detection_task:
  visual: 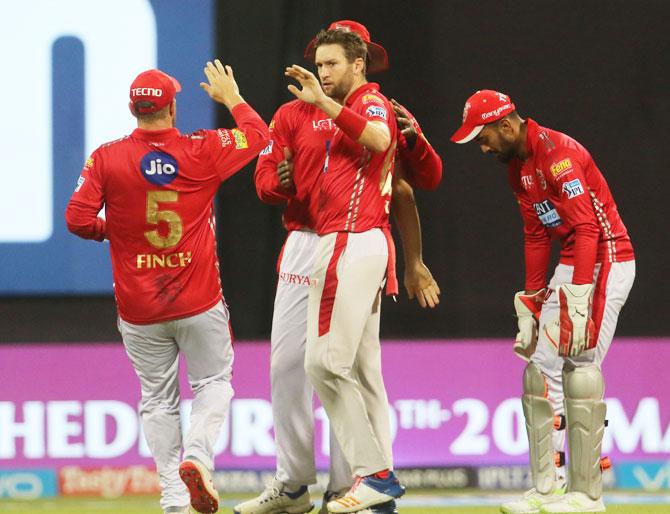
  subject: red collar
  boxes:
[345,82,380,107]
[131,127,181,141]
[523,118,539,160]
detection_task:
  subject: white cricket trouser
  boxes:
[271,230,351,491]
[531,260,636,455]
[118,300,234,511]
[305,229,393,477]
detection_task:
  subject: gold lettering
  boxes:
[180,251,192,267]
[167,253,180,268]
[151,255,166,268]
[136,254,147,269]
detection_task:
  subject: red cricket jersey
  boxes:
[66,103,269,324]
[317,83,398,234]
[254,100,335,231]
[508,118,634,290]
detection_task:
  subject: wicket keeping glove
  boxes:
[513,289,545,361]
[546,283,596,357]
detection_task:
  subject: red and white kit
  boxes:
[66,103,268,510]
[509,118,635,430]
[304,83,399,477]
[254,100,351,492]
[255,95,442,496]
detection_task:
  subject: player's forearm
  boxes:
[524,238,550,291]
[571,223,599,285]
[391,180,423,264]
[65,202,106,241]
[254,167,294,204]
[317,99,390,153]
[230,103,270,151]
[400,135,443,191]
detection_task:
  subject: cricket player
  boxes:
[234,20,442,514]
[65,62,269,514]
[451,90,635,513]
[280,25,408,514]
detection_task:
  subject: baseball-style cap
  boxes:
[450,90,516,144]
[129,69,182,114]
[303,20,389,74]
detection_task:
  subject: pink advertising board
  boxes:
[1,339,668,469]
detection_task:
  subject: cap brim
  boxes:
[303,40,389,74]
[450,124,484,144]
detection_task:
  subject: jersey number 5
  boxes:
[144,191,183,249]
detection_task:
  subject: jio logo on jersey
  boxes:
[140,151,178,186]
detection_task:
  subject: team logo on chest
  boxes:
[535,168,547,190]
[140,151,179,185]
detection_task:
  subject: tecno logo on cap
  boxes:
[131,87,163,97]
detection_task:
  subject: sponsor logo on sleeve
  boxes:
[269,119,276,131]
[550,158,573,178]
[140,151,179,186]
[362,94,383,105]
[562,178,584,199]
[84,157,94,169]
[231,128,248,149]
[533,199,563,228]
[259,140,273,156]
[366,105,388,120]
[74,175,85,192]
[217,129,232,148]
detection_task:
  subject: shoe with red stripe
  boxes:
[178,458,219,513]
[327,472,405,513]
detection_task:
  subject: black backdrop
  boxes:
[1,0,667,342]
[214,0,668,339]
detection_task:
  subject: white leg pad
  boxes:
[522,362,556,494]
[563,363,606,500]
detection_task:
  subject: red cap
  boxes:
[450,90,516,144]
[129,69,182,114]
[304,20,389,74]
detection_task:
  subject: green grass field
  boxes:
[2,493,670,514]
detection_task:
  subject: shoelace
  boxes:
[348,476,364,495]
[259,482,283,501]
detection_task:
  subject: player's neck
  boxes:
[137,119,174,131]
[342,77,368,105]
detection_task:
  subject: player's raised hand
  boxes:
[285,65,326,105]
[200,59,244,110]
[404,261,441,308]
[391,99,418,149]
[277,147,295,191]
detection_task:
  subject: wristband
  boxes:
[334,107,368,141]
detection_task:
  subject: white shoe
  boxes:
[500,485,566,514]
[320,490,344,514]
[233,478,314,514]
[327,473,405,513]
[540,492,605,513]
[178,458,219,513]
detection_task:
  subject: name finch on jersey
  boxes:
[66,103,268,324]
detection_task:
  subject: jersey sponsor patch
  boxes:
[362,94,383,105]
[260,139,273,156]
[74,175,85,192]
[269,119,276,131]
[550,158,573,178]
[533,199,563,228]
[83,157,94,169]
[562,178,584,199]
[312,118,335,131]
[231,128,248,149]
[140,151,179,186]
[217,128,232,148]
[365,105,387,120]
[521,175,534,190]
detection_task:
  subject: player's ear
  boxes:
[353,57,365,75]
